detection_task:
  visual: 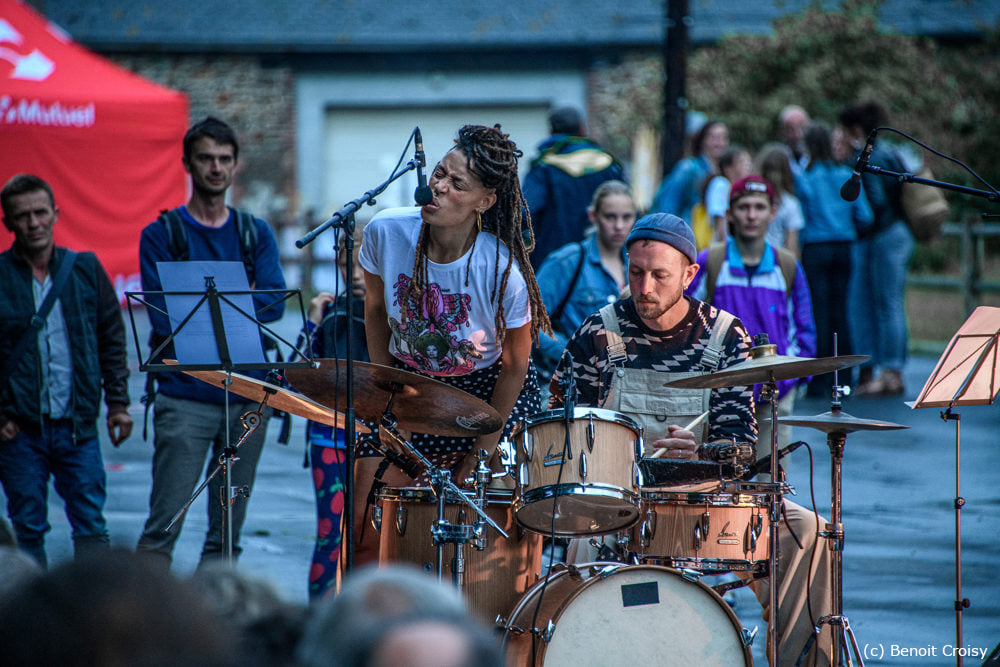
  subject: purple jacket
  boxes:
[687,241,816,399]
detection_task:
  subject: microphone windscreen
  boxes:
[840,177,861,202]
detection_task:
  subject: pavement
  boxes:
[29,312,1000,665]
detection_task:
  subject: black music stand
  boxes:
[126,260,315,561]
[910,306,1000,667]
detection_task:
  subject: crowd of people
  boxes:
[0,100,918,665]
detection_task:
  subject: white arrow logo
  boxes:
[0,19,55,81]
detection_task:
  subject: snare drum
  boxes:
[375,487,542,624]
[511,408,642,536]
[629,485,770,572]
[501,563,752,666]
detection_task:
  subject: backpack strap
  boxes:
[773,245,797,295]
[233,209,259,286]
[0,250,77,390]
[159,209,189,262]
[704,243,726,305]
[549,242,587,325]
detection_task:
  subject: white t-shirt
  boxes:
[359,207,530,376]
[704,175,732,220]
[766,192,805,249]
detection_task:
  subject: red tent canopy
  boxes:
[0,0,188,297]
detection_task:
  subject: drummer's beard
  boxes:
[634,287,684,323]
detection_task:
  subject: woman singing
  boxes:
[354,124,551,564]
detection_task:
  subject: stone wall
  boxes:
[109,53,297,226]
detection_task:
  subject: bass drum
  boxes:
[501,563,752,666]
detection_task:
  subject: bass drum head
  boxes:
[510,564,751,666]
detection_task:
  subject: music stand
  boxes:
[125,261,315,561]
[910,306,1000,667]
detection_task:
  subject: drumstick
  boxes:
[649,410,710,459]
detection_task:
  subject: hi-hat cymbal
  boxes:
[285,359,503,437]
[164,360,366,432]
[779,410,908,433]
[665,353,869,389]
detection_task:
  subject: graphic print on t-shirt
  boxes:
[389,274,482,375]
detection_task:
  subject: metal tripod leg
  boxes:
[814,614,864,667]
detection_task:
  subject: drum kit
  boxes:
[181,335,907,666]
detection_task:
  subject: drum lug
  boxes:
[640,507,655,548]
[522,432,534,462]
[746,512,763,553]
[579,451,587,480]
[694,511,710,550]
[371,504,382,533]
[519,462,530,488]
[395,505,407,536]
[633,438,643,462]
[542,619,556,643]
[586,414,595,452]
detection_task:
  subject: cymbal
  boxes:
[164,360,367,432]
[285,359,503,437]
[665,353,869,389]
[779,410,908,433]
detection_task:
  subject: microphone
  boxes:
[748,440,806,477]
[413,127,433,206]
[840,129,877,202]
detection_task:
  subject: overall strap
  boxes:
[700,308,735,373]
[599,303,627,367]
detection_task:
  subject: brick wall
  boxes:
[109,53,297,226]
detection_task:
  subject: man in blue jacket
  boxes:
[522,106,625,270]
[0,174,132,567]
[136,117,286,565]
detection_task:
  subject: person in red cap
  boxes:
[687,174,816,466]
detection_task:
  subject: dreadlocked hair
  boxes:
[403,124,552,346]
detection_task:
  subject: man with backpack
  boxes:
[687,175,816,462]
[136,117,286,565]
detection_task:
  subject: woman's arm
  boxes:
[363,270,394,366]
[453,322,532,484]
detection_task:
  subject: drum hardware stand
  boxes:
[805,383,864,667]
[376,415,509,590]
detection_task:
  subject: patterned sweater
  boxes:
[549,296,757,445]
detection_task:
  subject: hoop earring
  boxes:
[476,210,483,232]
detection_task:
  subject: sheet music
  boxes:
[157,261,265,365]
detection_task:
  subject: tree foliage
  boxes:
[590,0,1000,209]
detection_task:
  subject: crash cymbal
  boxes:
[779,410,908,433]
[665,351,869,389]
[285,359,503,437]
[164,360,365,432]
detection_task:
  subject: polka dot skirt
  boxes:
[357,359,542,484]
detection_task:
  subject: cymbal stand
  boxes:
[813,385,864,666]
[166,379,270,561]
[761,374,782,667]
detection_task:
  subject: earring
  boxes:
[476,210,483,232]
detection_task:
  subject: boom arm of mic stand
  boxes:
[864,164,1000,202]
[295,159,420,249]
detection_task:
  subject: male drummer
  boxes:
[550,212,833,666]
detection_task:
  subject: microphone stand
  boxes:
[862,164,1000,202]
[294,136,423,573]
